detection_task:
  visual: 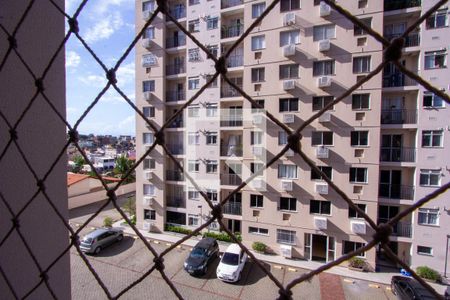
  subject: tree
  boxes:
[122,196,136,216]
[72,155,85,173]
[114,155,135,183]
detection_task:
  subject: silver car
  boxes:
[79,228,124,254]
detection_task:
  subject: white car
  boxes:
[216,244,247,283]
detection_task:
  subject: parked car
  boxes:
[183,237,219,275]
[79,227,123,254]
[216,243,247,283]
[445,285,449,300]
[391,276,436,299]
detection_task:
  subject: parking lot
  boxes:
[70,229,396,300]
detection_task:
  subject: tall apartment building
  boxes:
[135,0,449,273]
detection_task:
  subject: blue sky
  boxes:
[65,0,136,136]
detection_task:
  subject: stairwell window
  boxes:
[188,48,200,62]
[419,169,441,187]
[206,103,218,117]
[187,105,200,117]
[206,160,218,173]
[188,19,200,32]
[188,77,200,90]
[188,160,200,172]
[425,50,446,69]
[250,194,264,208]
[348,204,366,219]
[206,16,218,30]
[313,60,334,76]
[349,167,368,183]
[144,27,155,39]
[143,80,155,92]
[354,18,371,36]
[206,132,218,145]
[280,0,300,12]
[252,2,266,18]
[279,131,288,145]
[143,184,155,196]
[352,93,370,110]
[250,162,264,175]
[423,92,445,108]
[188,132,200,145]
[143,106,155,118]
[350,131,369,146]
[280,30,300,46]
[143,132,154,144]
[426,9,448,29]
[251,67,265,82]
[251,35,266,50]
[143,158,155,170]
[353,56,371,73]
[251,131,263,145]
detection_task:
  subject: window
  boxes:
[250,194,263,208]
[251,35,266,51]
[311,166,332,181]
[353,56,371,73]
[312,96,334,111]
[252,2,266,18]
[188,214,199,226]
[188,160,200,172]
[188,132,200,145]
[188,189,200,200]
[189,0,200,5]
[187,106,200,117]
[280,30,300,46]
[279,197,296,211]
[207,16,218,30]
[249,226,269,235]
[343,241,366,257]
[278,164,297,179]
[425,50,446,69]
[206,160,218,173]
[252,99,265,113]
[313,24,335,41]
[310,200,331,215]
[143,158,155,170]
[144,27,155,39]
[419,169,441,186]
[279,64,299,79]
[280,0,300,12]
[279,131,288,145]
[354,18,371,36]
[250,162,264,175]
[351,131,369,146]
[349,167,368,183]
[423,92,445,108]
[207,189,218,202]
[143,132,154,144]
[352,94,370,110]
[279,98,299,112]
[188,48,200,62]
[206,45,219,58]
[311,131,333,146]
[422,130,443,147]
[417,246,433,256]
[188,19,200,32]
[418,208,439,225]
[348,204,366,219]
[143,106,155,118]
[206,132,217,145]
[426,9,447,29]
[143,0,155,11]
[206,103,218,117]
[188,77,200,90]
[143,184,155,196]
[276,229,296,245]
[251,131,263,145]
[144,209,156,220]
[313,60,334,76]
[166,211,186,225]
[143,80,155,92]
[251,68,265,82]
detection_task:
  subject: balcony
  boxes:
[221,84,242,98]
[221,174,242,186]
[167,118,183,128]
[166,36,186,48]
[378,218,412,238]
[379,184,415,200]
[221,24,244,39]
[166,170,184,181]
[380,147,416,162]
[383,73,417,88]
[227,55,243,68]
[167,143,184,155]
[166,90,186,102]
[166,196,186,208]
[166,63,185,76]
[166,6,186,21]
[223,202,242,215]
[381,109,417,125]
[385,32,420,48]
[384,0,421,12]
[221,0,243,9]
[221,145,243,157]
[220,116,243,127]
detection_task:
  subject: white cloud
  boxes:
[92,0,134,15]
[78,74,107,87]
[117,62,135,88]
[66,51,81,68]
[84,12,124,43]
[65,0,80,14]
[118,115,135,129]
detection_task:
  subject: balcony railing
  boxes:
[166,6,186,20]
[383,73,417,87]
[167,143,184,155]
[221,0,243,9]
[221,24,244,39]
[227,55,244,68]
[378,218,412,238]
[166,90,186,102]
[220,84,242,98]
[221,173,242,186]
[380,147,416,162]
[166,170,184,181]
[379,184,415,200]
[384,0,421,11]
[223,202,242,215]
[381,109,417,124]
[166,36,186,48]
[385,32,420,47]
[220,145,243,157]
[166,197,186,208]
[166,118,184,128]
[166,63,185,76]
[220,115,243,127]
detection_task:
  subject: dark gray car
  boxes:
[184,237,219,275]
[79,228,124,254]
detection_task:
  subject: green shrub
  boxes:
[348,257,366,269]
[252,242,267,253]
[103,217,113,228]
[416,266,441,281]
[165,224,199,236]
[202,231,242,243]
[130,215,136,225]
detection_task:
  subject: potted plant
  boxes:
[348,257,367,272]
[252,241,267,254]
[416,266,442,283]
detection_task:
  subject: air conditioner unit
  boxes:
[142,38,152,49]
[143,10,153,21]
[143,220,156,232]
[314,216,328,230]
[281,180,293,191]
[351,220,366,235]
[143,196,154,206]
[283,12,296,26]
[283,44,296,57]
[252,146,264,156]
[316,146,329,159]
[285,149,295,157]
[252,178,265,190]
[145,171,153,180]
[283,79,296,90]
[141,54,157,68]
[280,245,292,258]
[319,2,331,17]
[318,39,331,52]
[319,111,331,123]
[315,183,329,195]
[283,113,295,124]
[252,114,263,125]
[317,76,332,88]
[143,91,152,102]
